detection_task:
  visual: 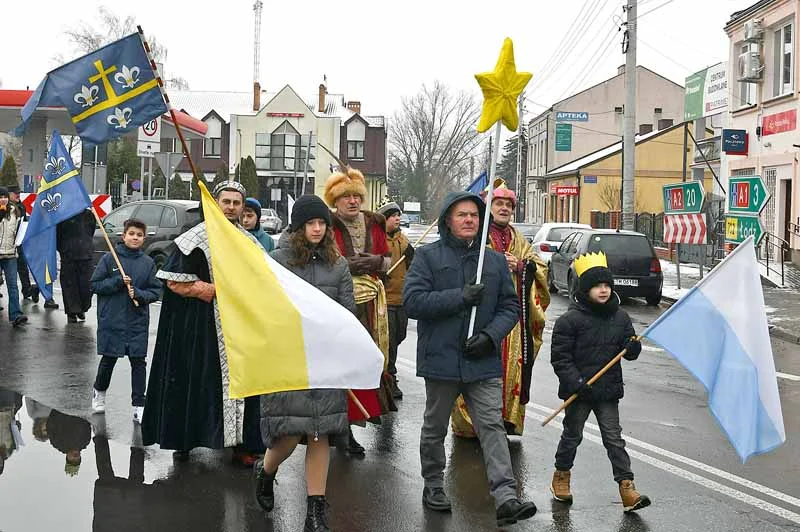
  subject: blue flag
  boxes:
[14,33,167,146]
[466,170,489,195]
[21,131,92,301]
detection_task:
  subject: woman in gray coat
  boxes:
[255,194,355,532]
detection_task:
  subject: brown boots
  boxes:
[551,471,651,513]
[619,479,651,512]
[550,470,573,503]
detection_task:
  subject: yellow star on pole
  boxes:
[475,38,532,133]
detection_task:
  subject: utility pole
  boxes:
[622,0,637,230]
[516,92,525,221]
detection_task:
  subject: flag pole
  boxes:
[136,26,204,192]
[89,207,139,307]
[467,121,502,337]
[386,219,438,276]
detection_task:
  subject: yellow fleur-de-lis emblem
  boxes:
[44,155,67,177]
[73,85,99,108]
[114,65,140,89]
[107,107,133,129]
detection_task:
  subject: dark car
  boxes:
[93,200,201,270]
[548,229,663,305]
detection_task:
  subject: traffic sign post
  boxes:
[663,182,705,214]
[137,117,161,158]
[725,214,765,245]
[728,175,770,215]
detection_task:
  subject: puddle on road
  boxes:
[0,388,269,532]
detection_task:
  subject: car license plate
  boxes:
[616,278,638,287]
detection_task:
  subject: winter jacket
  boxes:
[550,294,637,401]
[248,227,275,252]
[259,231,353,446]
[385,229,413,306]
[403,191,520,383]
[91,244,162,358]
[57,209,95,261]
[0,205,21,259]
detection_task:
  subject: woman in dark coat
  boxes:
[254,194,354,532]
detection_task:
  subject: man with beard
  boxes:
[142,181,263,464]
[452,183,549,438]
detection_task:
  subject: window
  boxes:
[255,122,316,172]
[160,207,178,228]
[738,43,757,108]
[135,205,165,228]
[566,233,582,254]
[204,138,221,157]
[773,23,794,96]
[347,140,365,160]
[103,205,137,232]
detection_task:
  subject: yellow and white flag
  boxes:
[200,182,384,399]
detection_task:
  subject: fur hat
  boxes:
[290,194,332,232]
[323,168,367,206]
[377,201,402,218]
[212,180,246,199]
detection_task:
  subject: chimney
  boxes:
[638,123,653,135]
[347,101,361,114]
[318,83,327,113]
[657,118,674,130]
[253,81,261,112]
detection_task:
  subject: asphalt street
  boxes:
[0,283,798,531]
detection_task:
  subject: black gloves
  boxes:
[462,283,486,306]
[577,382,594,401]
[349,253,384,275]
[463,332,495,359]
[403,244,415,263]
[623,337,642,361]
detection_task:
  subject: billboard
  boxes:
[684,62,728,121]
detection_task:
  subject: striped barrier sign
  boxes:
[664,213,707,244]
[20,193,112,219]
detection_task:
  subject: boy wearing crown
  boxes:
[549,251,650,513]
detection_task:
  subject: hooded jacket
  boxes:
[403,191,520,383]
[248,226,275,252]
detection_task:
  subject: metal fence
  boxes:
[590,211,664,248]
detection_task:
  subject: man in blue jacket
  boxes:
[403,191,537,527]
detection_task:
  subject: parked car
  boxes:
[93,200,201,270]
[531,222,592,266]
[548,228,663,305]
[400,214,411,227]
[513,223,541,243]
[260,208,282,234]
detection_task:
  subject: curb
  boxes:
[661,295,800,345]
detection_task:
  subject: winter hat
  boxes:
[574,252,614,294]
[0,187,8,197]
[7,185,20,194]
[212,180,246,199]
[377,201,401,218]
[244,197,262,214]
[290,194,332,232]
[323,167,367,206]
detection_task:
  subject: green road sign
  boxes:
[663,181,705,214]
[725,214,765,245]
[555,123,572,152]
[728,175,771,214]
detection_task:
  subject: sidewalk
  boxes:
[661,260,800,345]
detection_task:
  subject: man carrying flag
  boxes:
[21,131,92,311]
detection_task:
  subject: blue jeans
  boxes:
[0,258,21,321]
[554,399,633,483]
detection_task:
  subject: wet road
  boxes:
[1,289,799,531]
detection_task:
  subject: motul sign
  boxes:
[555,185,579,196]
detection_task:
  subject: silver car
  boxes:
[260,208,282,234]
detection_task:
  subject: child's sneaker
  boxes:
[132,406,144,423]
[91,389,106,413]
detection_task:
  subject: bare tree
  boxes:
[58,6,190,90]
[388,82,482,218]
[598,181,621,211]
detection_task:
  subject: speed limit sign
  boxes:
[142,119,158,137]
[138,117,162,158]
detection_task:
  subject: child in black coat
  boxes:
[549,251,650,513]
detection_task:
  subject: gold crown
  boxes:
[574,251,608,277]
[484,177,507,192]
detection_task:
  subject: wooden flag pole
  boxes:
[540,337,642,427]
[348,390,370,419]
[89,206,138,307]
[386,219,438,276]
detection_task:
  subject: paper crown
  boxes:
[574,251,608,277]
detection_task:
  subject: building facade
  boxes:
[725,0,800,265]
[525,66,685,224]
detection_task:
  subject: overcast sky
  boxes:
[3,0,754,122]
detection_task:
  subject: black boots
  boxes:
[254,459,277,512]
[304,495,330,532]
[346,428,365,456]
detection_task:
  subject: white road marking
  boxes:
[395,355,800,524]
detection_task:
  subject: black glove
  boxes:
[403,244,415,263]
[463,332,495,359]
[623,337,642,361]
[462,283,486,307]
[577,382,593,401]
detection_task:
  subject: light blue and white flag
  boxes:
[642,236,785,462]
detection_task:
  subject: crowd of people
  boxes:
[1,167,651,530]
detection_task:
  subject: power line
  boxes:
[529,0,594,88]
[633,0,676,21]
[556,21,621,100]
